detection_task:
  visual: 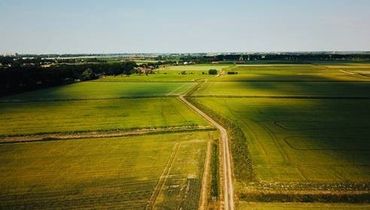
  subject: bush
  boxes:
[208,69,218,75]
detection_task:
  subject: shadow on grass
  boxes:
[191,71,370,202]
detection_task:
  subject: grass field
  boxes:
[194,97,370,183]
[211,64,370,82]
[100,64,231,82]
[0,64,234,102]
[0,131,215,209]
[196,64,370,97]
[1,63,369,208]
[0,74,212,136]
[0,66,221,209]
[238,202,370,210]
[1,81,195,101]
[0,97,208,136]
[194,81,370,97]
[190,64,370,206]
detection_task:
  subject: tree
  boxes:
[80,68,96,81]
[208,69,218,75]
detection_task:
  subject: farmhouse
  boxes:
[135,66,155,75]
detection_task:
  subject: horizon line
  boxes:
[3,50,370,56]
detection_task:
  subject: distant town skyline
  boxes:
[1,0,370,54]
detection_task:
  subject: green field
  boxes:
[238,202,370,210]
[1,63,369,208]
[100,64,230,82]
[211,64,370,82]
[0,66,219,209]
[1,81,195,101]
[0,76,211,136]
[190,64,370,206]
[194,97,370,183]
[0,131,215,209]
[196,64,370,97]
[0,98,209,136]
[194,81,370,97]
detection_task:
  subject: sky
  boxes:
[0,0,370,54]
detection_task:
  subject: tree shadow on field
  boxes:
[228,72,370,98]
[0,82,84,102]
[202,69,370,184]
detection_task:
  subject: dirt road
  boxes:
[179,95,234,210]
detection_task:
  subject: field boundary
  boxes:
[0,95,185,103]
[283,136,370,151]
[198,80,370,83]
[91,80,197,83]
[191,95,370,100]
[239,190,370,203]
[0,126,215,144]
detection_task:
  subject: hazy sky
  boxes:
[1,0,370,54]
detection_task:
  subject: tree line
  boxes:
[158,53,370,64]
[0,62,137,96]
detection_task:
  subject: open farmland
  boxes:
[1,81,195,102]
[0,76,214,137]
[194,97,370,183]
[189,64,370,206]
[194,81,370,97]
[239,202,370,210]
[100,64,231,82]
[2,0,370,209]
[0,68,221,209]
[0,98,209,136]
[196,64,370,97]
[210,64,370,82]
[0,131,215,209]
[1,63,370,209]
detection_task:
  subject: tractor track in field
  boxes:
[179,93,234,210]
[146,143,181,210]
[199,140,212,210]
